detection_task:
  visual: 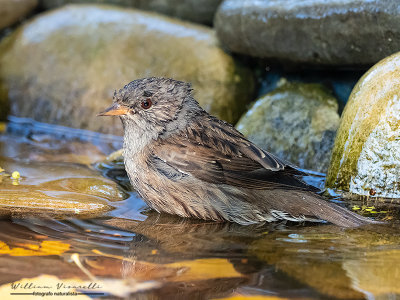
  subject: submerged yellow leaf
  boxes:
[166,258,243,282]
[0,240,70,256]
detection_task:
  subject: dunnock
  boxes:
[99,77,377,227]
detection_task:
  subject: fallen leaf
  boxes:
[167,258,243,282]
[0,240,70,256]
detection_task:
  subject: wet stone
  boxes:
[0,158,123,217]
[326,52,400,198]
[215,0,400,66]
[0,130,125,217]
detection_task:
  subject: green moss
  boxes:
[326,52,400,193]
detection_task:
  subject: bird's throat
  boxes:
[122,118,160,157]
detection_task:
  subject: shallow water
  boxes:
[0,118,399,299]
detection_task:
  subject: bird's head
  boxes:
[98,77,200,137]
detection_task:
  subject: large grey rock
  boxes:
[0,5,253,134]
[215,0,400,66]
[0,0,37,30]
[40,0,223,25]
[326,52,400,198]
[236,81,340,173]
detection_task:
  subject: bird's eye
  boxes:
[141,98,152,109]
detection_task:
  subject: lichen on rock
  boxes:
[326,52,400,198]
[350,95,400,197]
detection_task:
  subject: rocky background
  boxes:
[0,0,400,199]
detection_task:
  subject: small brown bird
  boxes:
[99,77,376,227]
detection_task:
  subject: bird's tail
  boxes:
[300,192,383,227]
[269,190,383,227]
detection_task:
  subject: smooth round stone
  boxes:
[236,81,340,173]
[40,0,223,25]
[0,5,253,134]
[215,0,400,66]
[0,0,37,30]
[326,52,400,198]
[0,158,123,217]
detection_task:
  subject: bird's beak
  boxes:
[97,103,130,116]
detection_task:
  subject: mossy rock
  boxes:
[326,52,400,198]
[0,4,253,134]
[236,81,340,173]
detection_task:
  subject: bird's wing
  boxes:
[152,118,317,191]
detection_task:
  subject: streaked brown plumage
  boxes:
[99,77,378,227]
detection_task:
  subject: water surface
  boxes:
[0,118,398,299]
